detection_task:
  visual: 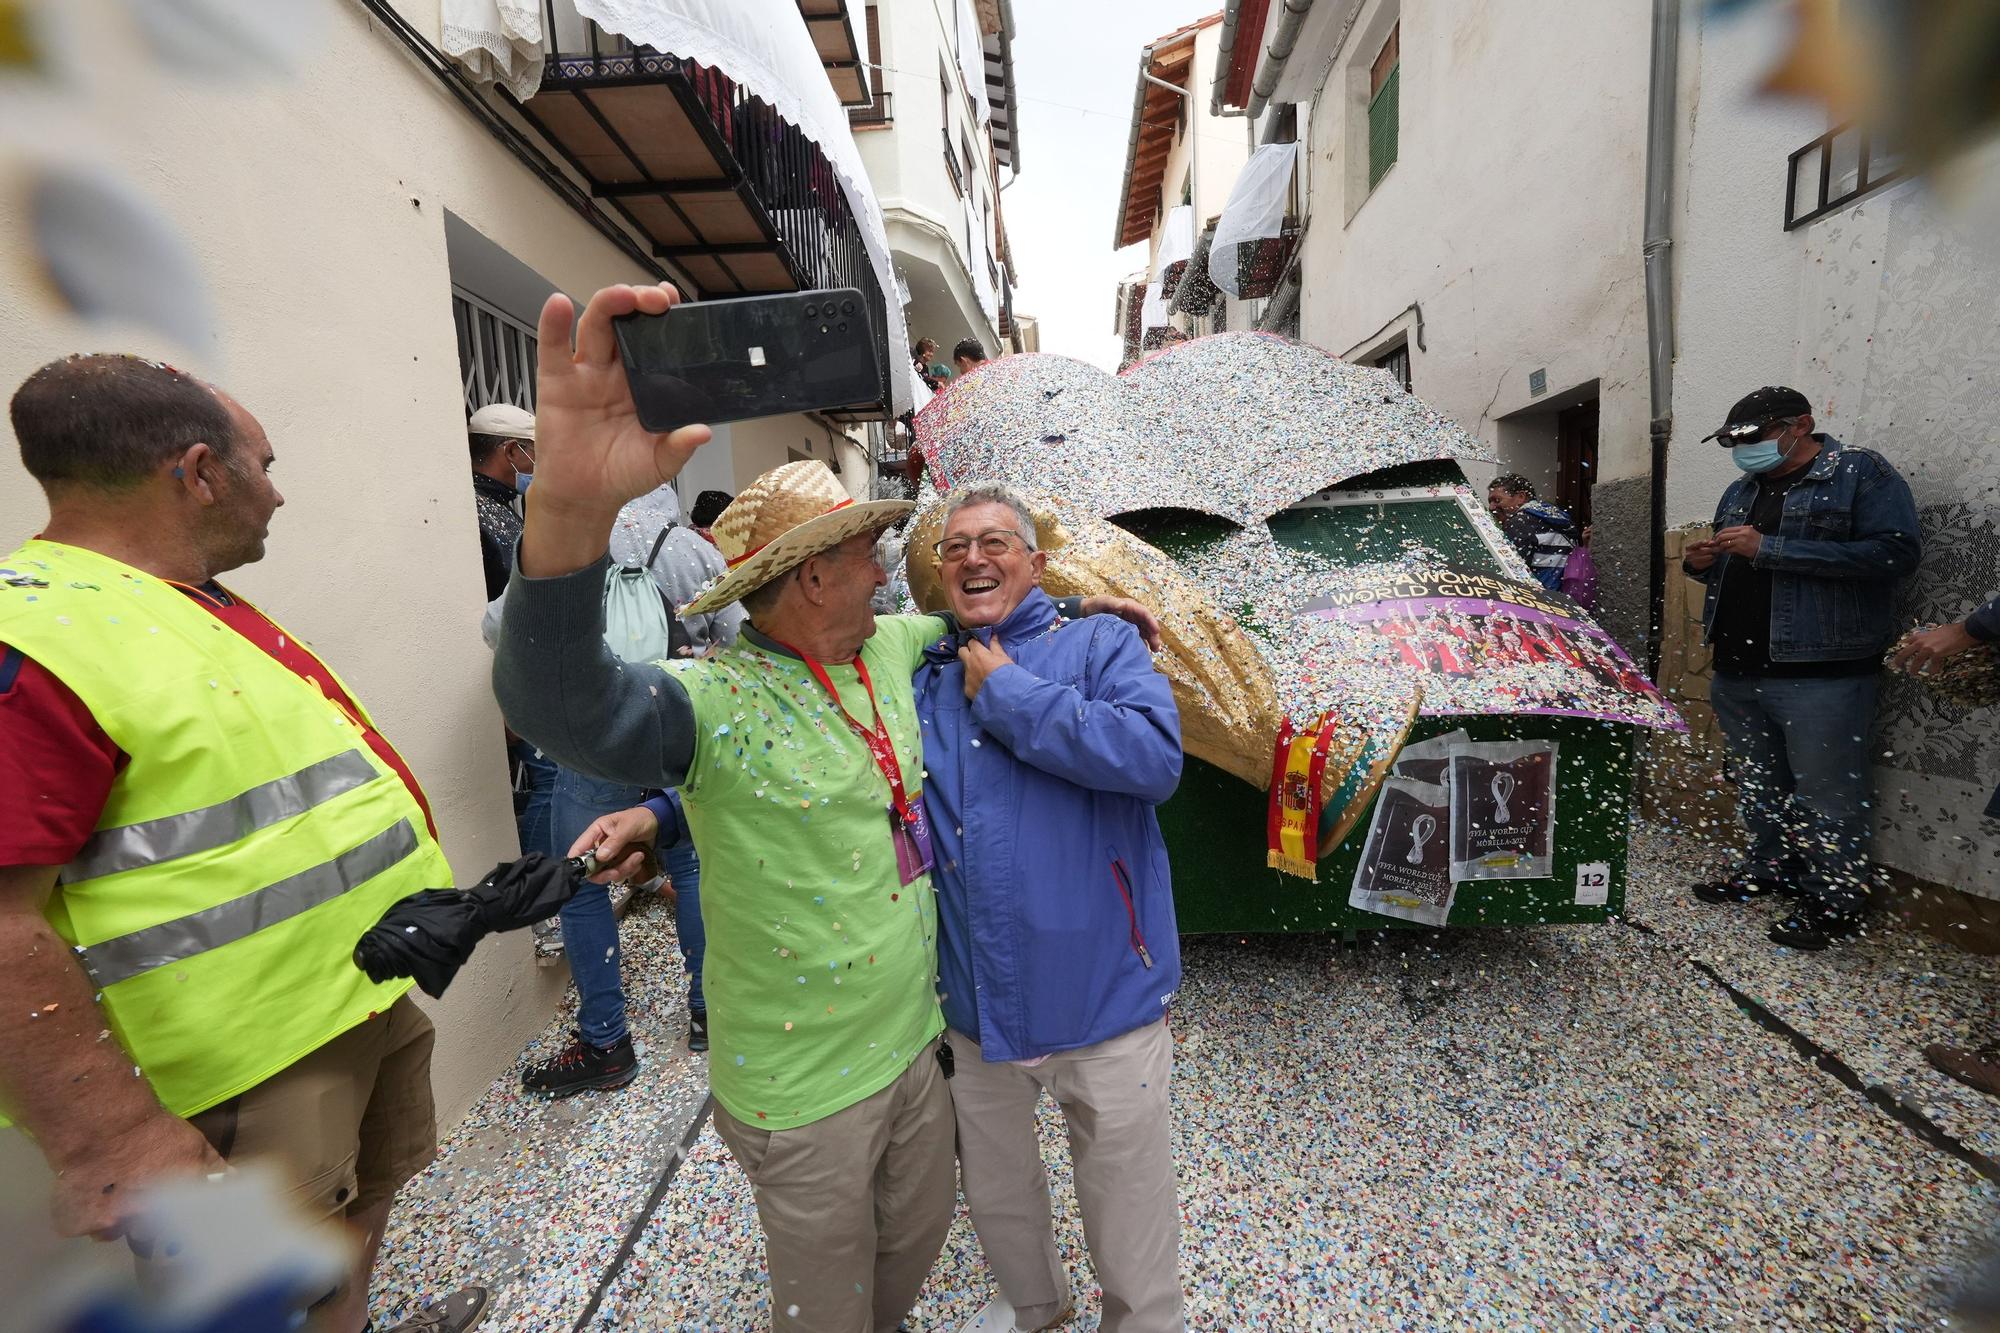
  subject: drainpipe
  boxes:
[1244,0,1318,124]
[1642,0,1680,680]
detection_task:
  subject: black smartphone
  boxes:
[613,288,881,433]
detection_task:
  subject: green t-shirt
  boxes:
[666,613,949,1129]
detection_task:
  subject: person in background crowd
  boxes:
[469,402,556,895]
[519,484,743,1092]
[469,402,536,601]
[1683,385,1921,951]
[1486,474,1577,592]
[952,337,988,378]
[0,354,485,1333]
[912,337,944,393]
[689,488,732,543]
[913,483,1186,1333]
[1892,593,2000,1094]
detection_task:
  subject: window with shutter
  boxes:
[1367,26,1399,191]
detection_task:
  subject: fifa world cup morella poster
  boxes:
[1300,566,1686,732]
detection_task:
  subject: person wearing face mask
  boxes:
[1682,386,1922,950]
[469,404,557,909]
[469,403,538,601]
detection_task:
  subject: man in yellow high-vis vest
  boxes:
[0,355,487,1333]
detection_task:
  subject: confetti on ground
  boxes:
[370,891,709,1331]
[1625,822,2000,1160]
[376,819,1999,1330]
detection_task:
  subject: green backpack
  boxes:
[602,527,689,665]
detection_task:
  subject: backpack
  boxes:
[1560,543,1599,612]
[602,527,691,664]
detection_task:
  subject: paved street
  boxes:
[373,825,2000,1331]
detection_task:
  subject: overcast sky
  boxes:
[1003,0,1226,369]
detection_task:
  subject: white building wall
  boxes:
[1288,0,1654,643]
[1668,4,2000,898]
[0,0,718,1128]
[857,0,1004,357]
[1135,23,1252,339]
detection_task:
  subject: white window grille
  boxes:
[453,290,539,413]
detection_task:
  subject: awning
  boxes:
[798,0,871,105]
[1152,204,1195,301]
[1167,223,1219,317]
[1210,141,1297,298]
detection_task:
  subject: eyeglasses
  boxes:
[934,529,1027,563]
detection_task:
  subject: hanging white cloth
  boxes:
[1152,205,1195,283]
[441,0,914,413]
[441,0,546,100]
[1210,141,1298,298]
[1140,280,1168,333]
[955,0,990,126]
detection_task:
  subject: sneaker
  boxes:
[381,1285,489,1332]
[522,1031,638,1096]
[1691,870,1790,904]
[1768,908,1864,951]
[688,1009,709,1053]
[1926,1042,2000,1097]
[531,918,565,967]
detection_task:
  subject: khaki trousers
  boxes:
[948,1019,1185,1333]
[713,1038,957,1333]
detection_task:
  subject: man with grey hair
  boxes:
[913,482,1187,1332]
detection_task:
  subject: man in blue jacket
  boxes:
[1683,386,1921,951]
[913,483,1185,1333]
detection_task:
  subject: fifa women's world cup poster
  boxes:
[1300,567,1686,732]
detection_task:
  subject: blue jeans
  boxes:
[1708,672,1878,916]
[660,833,706,1014]
[511,738,557,858]
[551,769,650,1048]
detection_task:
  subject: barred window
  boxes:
[452,290,539,414]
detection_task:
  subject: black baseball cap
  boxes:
[1703,386,1812,444]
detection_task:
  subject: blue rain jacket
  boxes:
[914,588,1182,1062]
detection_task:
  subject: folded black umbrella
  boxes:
[353,852,589,998]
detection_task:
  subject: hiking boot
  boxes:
[1691,870,1790,904]
[521,1031,638,1096]
[380,1285,489,1332]
[688,1009,709,1053]
[1768,908,1864,951]
[1926,1042,2000,1097]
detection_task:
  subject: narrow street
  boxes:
[373,828,2000,1330]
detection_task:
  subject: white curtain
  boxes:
[955,0,990,126]
[1210,142,1297,299]
[441,0,545,99]
[441,0,913,412]
[1152,204,1195,283]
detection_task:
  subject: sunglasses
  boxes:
[934,529,1028,563]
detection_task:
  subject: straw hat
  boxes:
[681,460,911,614]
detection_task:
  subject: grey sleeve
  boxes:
[492,554,698,788]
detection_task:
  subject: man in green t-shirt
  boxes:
[492,283,958,1332]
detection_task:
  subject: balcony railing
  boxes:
[1785,123,1904,230]
[849,89,893,128]
[943,128,966,197]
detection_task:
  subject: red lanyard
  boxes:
[770,642,917,825]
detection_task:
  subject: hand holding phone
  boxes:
[614,288,881,433]
[518,282,714,578]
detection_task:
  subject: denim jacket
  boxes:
[1686,437,1922,661]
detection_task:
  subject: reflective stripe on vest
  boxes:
[63,749,381,885]
[75,818,421,988]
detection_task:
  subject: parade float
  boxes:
[907,332,1684,933]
